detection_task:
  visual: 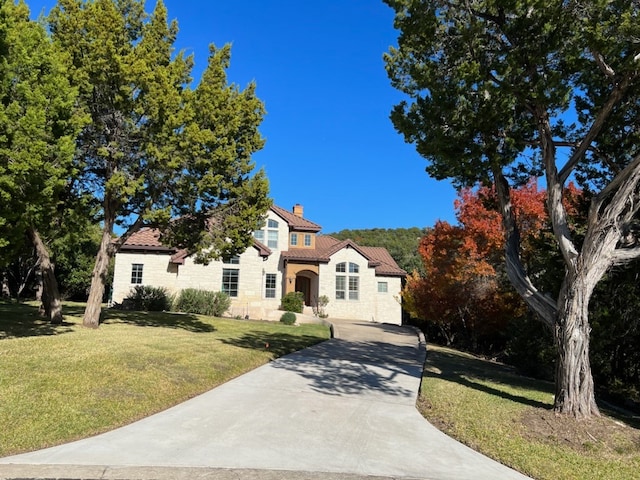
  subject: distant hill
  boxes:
[328,227,428,275]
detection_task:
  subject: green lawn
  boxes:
[419,344,640,480]
[0,301,330,457]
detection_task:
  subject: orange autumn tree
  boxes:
[404,180,576,352]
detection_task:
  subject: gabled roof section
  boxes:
[359,246,407,277]
[283,234,406,277]
[270,205,322,232]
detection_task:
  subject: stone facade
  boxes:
[111,205,406,325]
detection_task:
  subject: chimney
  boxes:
[293,204,304,218]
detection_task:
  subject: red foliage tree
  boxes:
[404,180,578,352]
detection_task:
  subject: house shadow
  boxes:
[0,302,75,339]
[222,332,424,399]
[424,347,554,410]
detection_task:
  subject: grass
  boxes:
[419,344,640,480]
[0,301,330,457]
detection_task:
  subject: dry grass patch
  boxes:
[418,344,640,480]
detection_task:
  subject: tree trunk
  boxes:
[27,228,63,325]
[554,275,600,417]
[82,226,112,328]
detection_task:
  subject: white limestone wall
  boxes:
[111,252,178,304]
[112,212,290,318]
[317,248,402,325]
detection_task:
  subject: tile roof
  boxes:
[271,205,322,232]
[359,246,407,277]
[283,235,406,277]
[120,228,173,251]
[118,207,405,277]
[120,228,271,260]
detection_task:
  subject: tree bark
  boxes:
[82,226,112,329]
[27,227,63,325]
[554,273,600,417]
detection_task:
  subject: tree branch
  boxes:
[493,167,557,327]
[591,48,616,79]
[559,73,635,183]
[612,246,640,264]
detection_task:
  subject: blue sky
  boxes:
[28,0,459,233]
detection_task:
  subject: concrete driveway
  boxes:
[0,319,530,480]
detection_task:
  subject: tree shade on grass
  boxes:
[0,301,330,457]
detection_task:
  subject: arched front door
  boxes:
[295,276,311,306]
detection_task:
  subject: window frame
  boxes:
[131,264,143,284]
[335,275,346,300]
[222,268,239,297]
[265,273,277,298]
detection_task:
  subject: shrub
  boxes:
[174,289,230,317]
[280,311,296,325]
[124,286,172,312]
[280,291,304,313]
[313,295,329,318]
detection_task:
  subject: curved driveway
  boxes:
[0,319,530,480]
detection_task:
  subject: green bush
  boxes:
[174,289,230,317]
[124,285,172,312]
[280,311,296,325]
[281,291,304,313]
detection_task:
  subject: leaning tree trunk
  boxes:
[27,228,63,325]
[82,226,113,329]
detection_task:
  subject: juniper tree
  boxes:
[385,0,640,418]
[49,0,270,328]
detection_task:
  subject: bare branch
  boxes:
[494,168,557,327]
[590,154,640,221]
[591,49,616,79]
[559,74,635,183]
[612,246,640,264]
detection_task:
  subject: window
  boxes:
[265,273,277,298]
[131,264,143,284]
[267,230,278,249]
[349,276,359,300]
[255,219,278,248]
[304,234,312,247]
[222,269,239,297]
[223,255,240,264]
[290,233,298,246]
[378,282,388,293]
[335,276,346,300]
[335,262,359,300]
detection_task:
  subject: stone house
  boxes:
[111,204,406,324]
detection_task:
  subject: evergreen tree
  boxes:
[385,0,640,417]
[49,0,270,328]
[0,0,84,323]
